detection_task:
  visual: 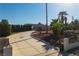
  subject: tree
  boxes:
[0,19,11,37]
[50,19,64,46]
[69,19,79,30]
[50,19,58,25]
[58,11,69,32]
[51,19,63,35]
[58,11,68,24]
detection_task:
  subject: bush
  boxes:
[51,19,63,35]
[0,19,12,37]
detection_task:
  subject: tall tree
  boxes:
[58,11,68,24]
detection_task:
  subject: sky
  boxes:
[0,3,79,25]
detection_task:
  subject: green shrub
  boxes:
[51,19,63,35]
[0,19,12,37]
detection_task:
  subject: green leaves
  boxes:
[51,19,64,35]
[50,11,68,35]
[52,21,62,31]
[0,19,11,37]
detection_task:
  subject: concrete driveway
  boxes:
[7,31,59,56]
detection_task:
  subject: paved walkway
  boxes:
[7,31,59,56]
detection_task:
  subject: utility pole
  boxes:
[46,3,48,34]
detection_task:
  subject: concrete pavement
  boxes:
[7,31,59,56]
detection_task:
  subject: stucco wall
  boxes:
[64,38,79,51]
[3,45,12,56]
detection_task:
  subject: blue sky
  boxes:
[0,3,79,25]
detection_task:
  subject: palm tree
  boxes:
[58,11,68,24]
